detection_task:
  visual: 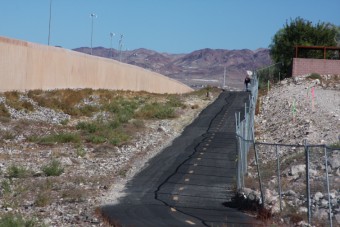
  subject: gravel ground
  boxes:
[0,89,219,226]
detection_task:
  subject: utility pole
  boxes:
[110,32,115,58]
[90,13,97,55]
[119,34,124,61]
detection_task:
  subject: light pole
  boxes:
[48,0,52,45]
[118,34,124,61]
[90,13,97,55]
[110,32,115,58]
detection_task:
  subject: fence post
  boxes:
[244,103,248,174]
[305,140,311,224]
[324,146,333,227]
[235,112,241,189]
[276,144,282,212]
[254,143,264,205]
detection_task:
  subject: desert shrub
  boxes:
[4,91,34,112]
[1,131,15,140]
[135,102,176,119]
[31,133,80,145]
[191,104,199,109]
[41,159,64,176]
[75,145,86,157]
[307,73,322,80]
[35,192,51,207]
[132,119,144,128]
[61,188,86,203]
[60,119,69,126]
[7,165,30,178]
[27,89,95,116]
[329,142,340,148]
[1,179,11,194]
[78,105,98,117]
[77,119,132,145]
[87,135,107,144]
[76,121,99,133]
[21,101,34,112]
[0,214,38,227]
[0,103,10,118]
[109,130,130,146]
[105,98,138,123]
[166,95,186,108]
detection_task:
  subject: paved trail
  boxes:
[101,91,263,226]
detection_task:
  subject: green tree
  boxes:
[269,17,339,78]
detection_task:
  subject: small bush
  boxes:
[60,119,69,126]
[135,102,176,119]
[33,133,80,145]
[329,142,340,148]
[1,180,11,194]
[41,159,64,176]
[166,96,185,108]
[191,104,199,109]
[75,145,86,157]
[132,119,144,128]
[4,91,34,112]
[307,73,322,80]
[1,131,15,140]
[0,116,11,123]
[7,165,30,178]
[62,188,86,203]
[0,103,10,118]
[21,100,35,112]
[35,192,51,207]
[0,214,37,227]
[87,135,106,144]
[109,130,130,146]
[76,122,98,133]
[105,98,138,123]
[78,105,98,117]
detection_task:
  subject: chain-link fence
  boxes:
[249,142,339,226]
[235,73,339,226]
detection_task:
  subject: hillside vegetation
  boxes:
[0,87,220,226]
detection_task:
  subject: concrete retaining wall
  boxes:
[292,58,340,76]
[0,36,193,94]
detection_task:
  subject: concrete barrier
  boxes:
[0,36,193,94]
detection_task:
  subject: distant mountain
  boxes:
[73,47,272,88]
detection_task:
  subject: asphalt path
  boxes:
[101,91,263,226]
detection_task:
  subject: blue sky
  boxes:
[1,0,339,53]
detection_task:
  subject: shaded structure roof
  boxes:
[295,46,340,59]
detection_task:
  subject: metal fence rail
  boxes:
[234,73,339,226]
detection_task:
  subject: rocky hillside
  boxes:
[245,74,340,226]
[73,47,272,88]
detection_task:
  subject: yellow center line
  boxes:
[185,220,196,225]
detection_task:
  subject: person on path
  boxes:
[244,75,251,91]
